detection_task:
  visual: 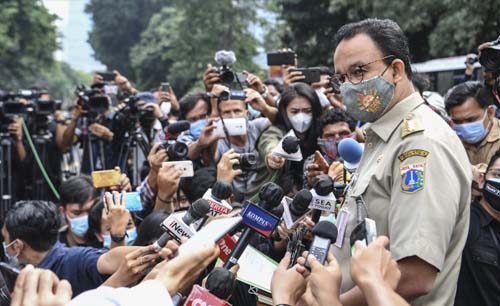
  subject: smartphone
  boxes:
[215,118,247,137]
[290,68,321,84]
[161,82,171,92]
[235,73,247,84]
[178,216,243,255]
[103,84,118,95]
[97,71,116,82]
[123,192,142,212]
[162,160,194,177]
[0,262,19,292]
[267,51,296,66]
[91,169,121,188]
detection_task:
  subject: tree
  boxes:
[271,0,500,66]
[85,0,172,78]
[0,0,58,90]
[131,0,262,95]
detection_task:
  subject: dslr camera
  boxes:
[214,50,246,85]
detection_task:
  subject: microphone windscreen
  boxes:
[258,182,284,210]
[167,120,191,134]
[313,174,334,196]
[214,50,237,66]
[338,138,363,164]
[290,189,312,216]
[189,199,211,219]
[206,267,237,300]
[282,136,300,154]
[312,220,338,241]
[212,181,233,200]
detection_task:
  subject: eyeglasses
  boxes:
[332,55,396,87]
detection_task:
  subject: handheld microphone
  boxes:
[184,285,231,306]
[282,136,300,154]
[282,189,312,229]
[223,182,284,269]
[203,181,233,217]
[205,267,237,300]
[310,175,336,223]
[338,138,363,172]
[153,198,210,251]
[304,220,338,269]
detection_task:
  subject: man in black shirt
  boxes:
[455,150,500,306]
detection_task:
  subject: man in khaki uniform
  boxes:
[330,19,472,306]
[444,81,500,196]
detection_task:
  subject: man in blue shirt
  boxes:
[1,200,141,297]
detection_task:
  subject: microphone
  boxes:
[304,220,338,269]
[205,267,237,300]
[166,120,191,139]
[282,189,312,229]
[282,136,300,154]
[153,198,211,251]
[215,50,237,66]
[203,181,233,217]
[184,285,231,306]
[223,182,283,269]
[338,138,363,172]
[310,175,336,223]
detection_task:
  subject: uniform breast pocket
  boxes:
[472,244,499,267]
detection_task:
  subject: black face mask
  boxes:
[483,179,500,211]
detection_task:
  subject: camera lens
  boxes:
[166,141,188,161]
[239,153,257,170]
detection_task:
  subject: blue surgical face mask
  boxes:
[68,215,89,237]
[102,235,111,249]
[247,104,261,119]
[126,228,137,246]
[3,240,19,267]
[454,111,489,144]
[190,118,207,140]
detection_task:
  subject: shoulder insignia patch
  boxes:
[400,163,425,193]
[401,113,424,139]
[398,150,429,161]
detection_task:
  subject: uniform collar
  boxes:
[482,117,500,144]
[368,92,424,142]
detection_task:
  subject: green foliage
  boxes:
[131,0,262,95]
[85,0,172,78]
[24,61,92,102]
[0,0,58,89]
[271,0,500,66]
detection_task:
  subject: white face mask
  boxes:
[316,89,330,108]
[161,102,172,116]
[289,113,312,133]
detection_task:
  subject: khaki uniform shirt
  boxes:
[332,93,472,306]
[464,117,500,196]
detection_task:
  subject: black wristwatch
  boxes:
[111,233,127,242]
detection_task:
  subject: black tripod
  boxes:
[80,116,106,174]
[116,128,151,187]
[30,131,53,201]
[0,134,13,220]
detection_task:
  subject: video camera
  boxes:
[479,36,500,97]
[112,95,157,132]
[74,85,110,115]
[479,36,500,75]
[214,50,246,87]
